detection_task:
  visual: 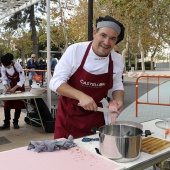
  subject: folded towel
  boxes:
[27,135,77,153]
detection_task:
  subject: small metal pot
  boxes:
[155,159,170,170]
[98,124,143,163]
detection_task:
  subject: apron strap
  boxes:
[80,42,92,67]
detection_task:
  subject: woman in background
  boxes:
[0,53,26,130]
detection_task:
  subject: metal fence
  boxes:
[135,75,170,117]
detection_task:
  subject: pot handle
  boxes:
[143,130,153,137]
[91,127,100,134]
[91,127,97,134]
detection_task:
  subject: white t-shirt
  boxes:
[49,41,124,95]
[1,62,25,87]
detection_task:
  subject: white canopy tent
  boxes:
[0,0,52,110]
[0,0,41,20]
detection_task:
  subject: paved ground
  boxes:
[123,76,158,109]
[118,72,170,124]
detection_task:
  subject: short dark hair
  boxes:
[1,53,14,66]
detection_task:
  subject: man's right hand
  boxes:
[78,95,98,112]
[56,83,98,112]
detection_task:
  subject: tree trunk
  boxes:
[59,0,68,51]
[141,50,145,72]
[138,34,145,72]
[150,47,158,71]
[122,41,128,71]
[135,55,138,71]
[122,48,128,70]
[151,57,154,70]
[30,5,38,58]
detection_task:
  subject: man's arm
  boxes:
[112,90,124,112]
[57,82,98,111]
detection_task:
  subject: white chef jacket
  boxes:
[1,62,25,87]
[49,41,124,95]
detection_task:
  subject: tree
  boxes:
[96,0,166,71]
[51,0,78,51]
[4,1,46,59]
[0,29,15,54]
[2,0,170,71]
[67,0,88,43]
[12,30,33,67]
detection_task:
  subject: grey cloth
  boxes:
[27,135,77,153]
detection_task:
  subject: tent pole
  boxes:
[46,0,51,110]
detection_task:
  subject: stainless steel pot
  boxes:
[154,159,170,170]
[115,121,143,130]
[98,124,143,163]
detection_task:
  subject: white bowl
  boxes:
[31,84,41,88]
[30,88,46,95]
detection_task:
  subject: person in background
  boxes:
[49,15,125,139]
[26,54,39,87]
[0,53,26,129]
[38,57,47,83]
[0,61,3,106]
[0,61,2,78]
[19,61,27,76]
[51,55,57,76]
[20,61,24,68]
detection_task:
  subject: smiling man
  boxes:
[49,15,125,139]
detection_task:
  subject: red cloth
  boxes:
[54,42,113,139]
[4,65,26,109]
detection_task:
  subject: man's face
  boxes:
[92,27,118,57]
[31,56,35,61]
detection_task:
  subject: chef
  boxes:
[49,15,125,139]
[0,53,26,130]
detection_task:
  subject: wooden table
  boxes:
[0,119,169,170]
[0,91,46,131]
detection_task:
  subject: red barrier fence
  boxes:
[135,75,170,117]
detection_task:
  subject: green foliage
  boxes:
[98,0,106,5]
[1,0,170,66]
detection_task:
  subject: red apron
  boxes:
[54,42,113,139]
[4,65,26,109]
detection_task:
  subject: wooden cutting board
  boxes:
[142,137,170,154]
